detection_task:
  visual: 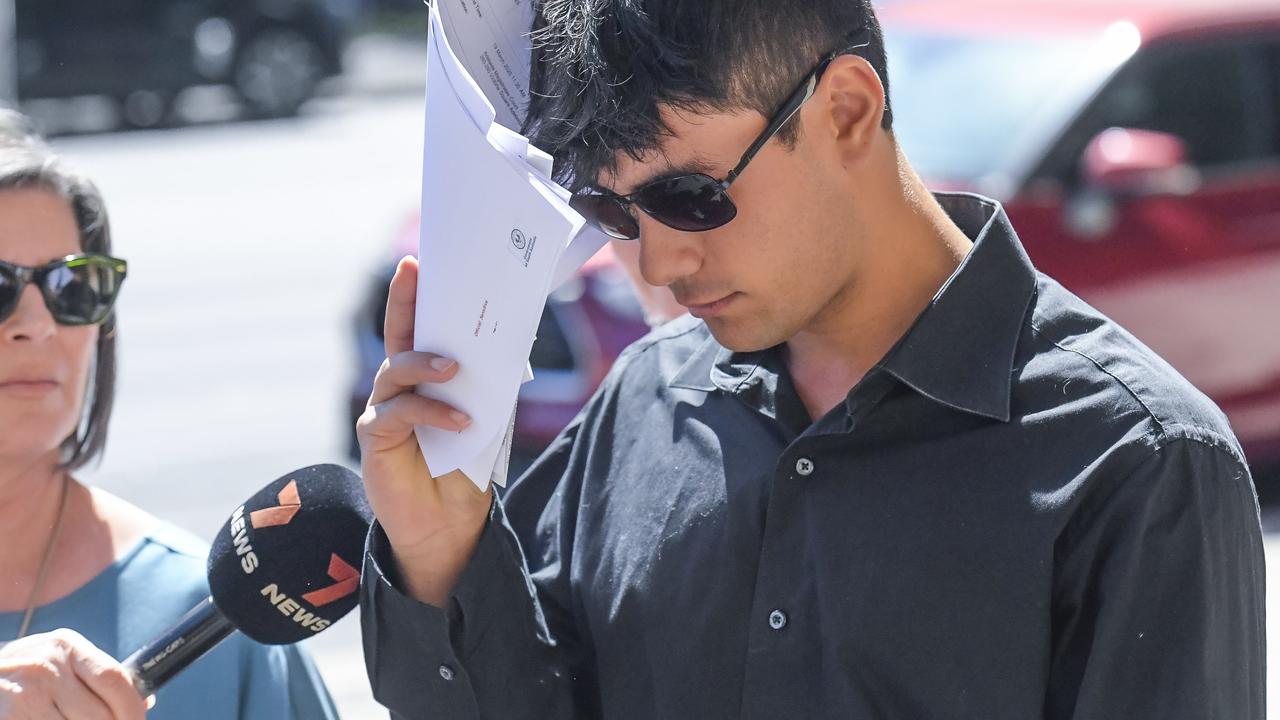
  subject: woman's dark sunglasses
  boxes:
[0,253,128,326]
[569,26,873,241]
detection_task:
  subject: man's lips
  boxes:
[683,292,740,318]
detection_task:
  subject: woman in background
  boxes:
[0,109,340,719]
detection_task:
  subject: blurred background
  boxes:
[2,0,1277,717]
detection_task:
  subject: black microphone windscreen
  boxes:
[207,464,371,645]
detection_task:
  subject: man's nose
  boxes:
[2,285,58,343]
[636,215,703,290]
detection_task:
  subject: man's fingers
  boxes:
[52,676,114,720]
[384,256,419,358]
[64,636,146,720]
[368,351,459,406]
[359,393,472,449]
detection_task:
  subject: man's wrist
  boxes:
[390,513,490,608]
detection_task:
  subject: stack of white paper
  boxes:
[412,1,610,491]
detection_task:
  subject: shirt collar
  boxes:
[876,193,1037,422]
[670,193,1038,423]
[669,336,762,395]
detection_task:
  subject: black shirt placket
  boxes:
[737,367,897,717]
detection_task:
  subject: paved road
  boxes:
[47,69,1280,720]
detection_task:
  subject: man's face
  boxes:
[601,105,865,352]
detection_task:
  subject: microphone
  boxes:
[122,464,371,696]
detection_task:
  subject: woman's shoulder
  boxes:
[114,526,341,719]
[112,522,212,627]
[134,521,209,564]
[87,488,209,604]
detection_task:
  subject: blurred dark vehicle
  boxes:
[348,214,652,471]
[881,0,1280,466]
[360,0,422,13]
[15,0,355,126]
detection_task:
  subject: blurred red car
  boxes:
[880,0,1280,466]
[348,214,651,472]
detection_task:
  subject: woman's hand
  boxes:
[0,629,147,719]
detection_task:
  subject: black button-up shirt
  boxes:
[361,193,1265,719]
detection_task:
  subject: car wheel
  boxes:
[118,89,173,130]
[233,26,324,118]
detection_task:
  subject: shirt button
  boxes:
[768,609,789,631]
[438,664,455,681]
[795,457,815,476]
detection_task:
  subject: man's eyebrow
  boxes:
[604,155,720,196]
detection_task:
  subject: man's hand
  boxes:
[356,256,494,607]
[0,629,148,720]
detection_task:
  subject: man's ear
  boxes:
[814,54,886,167]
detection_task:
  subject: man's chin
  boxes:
[701,316,783,354]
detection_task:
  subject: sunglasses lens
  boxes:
[43,258,124,325]
[570,193,641,240]
[635,175,737,233]
[0,266,18,322]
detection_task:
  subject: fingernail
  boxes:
[146,695,157,710]
[450,410,472,427]
[430,357,456,372]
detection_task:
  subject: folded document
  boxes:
[412,3,608,491]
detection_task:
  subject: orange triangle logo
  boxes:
[249,480,301,528]
[301,554,361,607]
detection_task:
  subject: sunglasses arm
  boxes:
[721,28,872,190]
[721,76,816,190]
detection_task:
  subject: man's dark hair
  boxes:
[523,0,893,190]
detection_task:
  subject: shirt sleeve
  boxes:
[1046,435,1266,719]
[234,635,342,720]
[360,416,596,720]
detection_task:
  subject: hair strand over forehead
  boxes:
[522,0,893,190]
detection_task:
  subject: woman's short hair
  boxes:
[0,109,117,470]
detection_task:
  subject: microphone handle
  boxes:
[122,597,236,696]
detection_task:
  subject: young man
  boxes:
[356,1,1265,717]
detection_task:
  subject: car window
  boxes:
[883,29,1103,183]
[18,0,146,31]
[1037,37,1278,185]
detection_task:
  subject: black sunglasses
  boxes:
[569,26,873,241]
[0,253,129,326]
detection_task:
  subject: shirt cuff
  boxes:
[361,499,534,666]
[363,497,522,625]
[361,521,481,719]
[449,498,534,643]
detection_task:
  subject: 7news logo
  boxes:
[226,479,362,633]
